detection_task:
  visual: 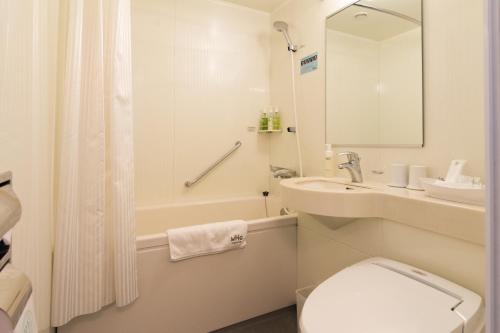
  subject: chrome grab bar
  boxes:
[185,141,242,187]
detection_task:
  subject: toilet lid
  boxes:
[300,258,483,333]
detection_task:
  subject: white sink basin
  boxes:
[280,177,378,217]
[295,179,371,191]
[280,177,484,244]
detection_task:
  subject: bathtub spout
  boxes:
[270,165,296,179]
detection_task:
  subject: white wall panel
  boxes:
[132,0,271,206]
[270,0,485,186]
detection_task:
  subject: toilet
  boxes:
[300,258,484,333]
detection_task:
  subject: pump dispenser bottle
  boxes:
[272,108,281,130]
[324,144,334,177]
[259,111,268,131]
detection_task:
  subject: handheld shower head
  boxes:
[273,21,298,52]
[273,21,289,32]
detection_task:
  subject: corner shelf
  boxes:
[258,129,282,133]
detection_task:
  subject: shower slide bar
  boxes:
[184,141,242,188]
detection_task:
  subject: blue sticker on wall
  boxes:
[300,52,318,75]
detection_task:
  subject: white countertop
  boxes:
[280,177,485,245]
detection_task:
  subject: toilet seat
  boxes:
[300,258,484,333]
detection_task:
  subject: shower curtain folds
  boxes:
[51,0,138,326]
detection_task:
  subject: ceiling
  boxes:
[221,0,421,17]
[357,0,421,21]
[327,4,420,41]
[222,0,288,12]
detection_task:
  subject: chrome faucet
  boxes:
[270,165,297,179]
[337,151,363,183]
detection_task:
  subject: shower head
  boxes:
[273,21,298,52]
[273,21,289,32]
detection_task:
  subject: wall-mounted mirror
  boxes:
[326,0,423,147]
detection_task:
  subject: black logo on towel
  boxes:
[231,234,244,244]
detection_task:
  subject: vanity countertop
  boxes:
[281,177,485,245]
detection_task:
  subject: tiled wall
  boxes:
[132,0,272,206]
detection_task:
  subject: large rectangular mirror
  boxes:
[326,0,423,147]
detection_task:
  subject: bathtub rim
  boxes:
[136,214,297,250]
[135,195,282,213]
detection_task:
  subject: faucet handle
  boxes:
[270,165,282,172]
[337,151,360,162]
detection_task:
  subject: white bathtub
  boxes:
[60,196,298,333]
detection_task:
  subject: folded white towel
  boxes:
[167,220,247,261]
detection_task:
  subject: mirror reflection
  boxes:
[326,0,423,146]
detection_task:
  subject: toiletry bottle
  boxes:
[273,108,281,131]
[259,111,268,131]
[324,144,334,177]
[267,108,274,131]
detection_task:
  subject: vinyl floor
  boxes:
[211,306,297,333]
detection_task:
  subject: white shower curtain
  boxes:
[52,0,138,326]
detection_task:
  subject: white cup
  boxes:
[407,165,427,190]
[388,163,408,188]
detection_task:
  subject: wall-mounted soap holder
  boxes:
[258,129,283,133]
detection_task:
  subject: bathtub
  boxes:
[60,196,298,333]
